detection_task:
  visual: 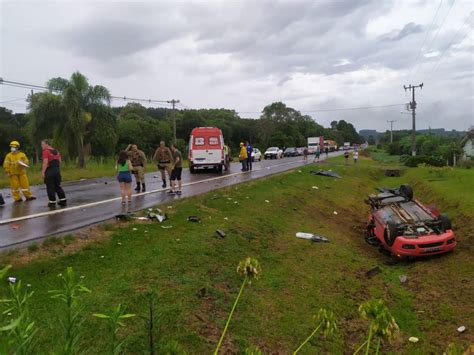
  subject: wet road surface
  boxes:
[0,153,342,249]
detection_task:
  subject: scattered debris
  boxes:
[147,211,167,222]
[408,337,419,343]
[457,325,466,333]
[224,217,228,220]
[227,197,232,200]
[104,182,108,185]
[333,211,338,215]
[216,229,226,238]
[295,232,330,243]
[298,170,302,173]
[10,224,20,230]
[115,214,131,221]
[100,255,105,259]
[167,206,173,209]
[197,287,208,298]
[310,170,342,179]
[312,186,319,190]
[161,225,173,229]
[7,277,16,284]
[117,242,122,246]
[134,217,149,221]
[399,275,408,283]
[265,200,270,203]
[153,175,159,178]
[365,266,381,278]
[132,228,138,231]
[187,216,201,222]
[234,201,238,204]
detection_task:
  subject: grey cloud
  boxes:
[379,22,424,42]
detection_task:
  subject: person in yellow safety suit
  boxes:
[3,141,36,202]
[239,142,248,171]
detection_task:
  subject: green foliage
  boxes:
[403,155,445,167]
[0,281,37,354]
[293,308,337,354]
[49,267,91,354]
[93,304,136,354]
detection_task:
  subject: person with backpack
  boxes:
[116,150,133,205]
[41,139,67,207]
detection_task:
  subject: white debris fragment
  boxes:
[133,228,137,231]
[408,337,419,343]
[312,186,319,190]
[100,255,105,259]
[117,242,122,246]
[224,217,228,220]
[265,200,270,203]
[8,277,16,284]
[457,326,466,333]
[333,211,338,215]
[161,225,173,229]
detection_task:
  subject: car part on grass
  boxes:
[216,229,226,238]
[295,232,329,243]
[309,170,341,178]
[365,266,381,278]
[147,211,167,222]
[187,216,201,222]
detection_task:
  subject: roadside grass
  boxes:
[0,158,189,189]
[365,147,402,165]
[0,155,473,353]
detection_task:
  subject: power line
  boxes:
[412,0,457,82]
[407,0,444,81]
[238,103,409,114]
[0,78,174,106]
[427,12,473,76]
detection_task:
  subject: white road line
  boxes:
[0,159,305,225]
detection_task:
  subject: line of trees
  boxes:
[0,72,364,168]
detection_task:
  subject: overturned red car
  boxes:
[365,184,457,257]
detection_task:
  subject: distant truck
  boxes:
[307,136,324,154]
[324,140,337,152]
[343,142,351,150]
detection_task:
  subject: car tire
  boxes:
[439,214,452,231]
[399,184,413,200]
[190,166,195,174]
[384,221,399,246]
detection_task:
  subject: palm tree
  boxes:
[47,72,111,168]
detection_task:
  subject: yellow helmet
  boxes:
[9,141,20,148]
[240,142,244,146]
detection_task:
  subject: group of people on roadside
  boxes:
[238,141,253,172]
[1,139,67,207]
[344,149,359,164]
[116,141,183,205]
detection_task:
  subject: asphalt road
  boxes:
[0,152,342,249]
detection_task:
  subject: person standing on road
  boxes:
[125,143,147,193]
[239,142,248,171]
[223,144,231,170]
[116,151,133,205]
[3,140,36,203]
[153,141,174,189]
[246,141,253,171]
[353,150,359,164]
[169,144,183,195]
[314,147,321,163]
[41,139,67,207]
[303,147,308,160]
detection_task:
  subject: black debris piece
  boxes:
[310,170,342,178]
[366,266,381,278]
[216,229,226,238]
[187,216,201,222]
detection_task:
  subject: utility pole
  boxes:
[167,99,180,144]
[403,83,423,156]
[387,120,397,143]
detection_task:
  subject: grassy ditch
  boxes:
[1,156,473,353]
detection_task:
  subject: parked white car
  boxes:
[264,147,282,159]
[251,148,262,161]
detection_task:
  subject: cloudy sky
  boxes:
[1,0,473,132]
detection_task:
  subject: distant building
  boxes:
[460,129,474,160]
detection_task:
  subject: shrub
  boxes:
[404,155,444,167]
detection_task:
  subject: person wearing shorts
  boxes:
[169,144,183,195]
[116,151,133,205]
[153,141,174,188]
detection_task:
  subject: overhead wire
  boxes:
[407,0,444,82]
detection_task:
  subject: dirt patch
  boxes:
[2,224,114,266]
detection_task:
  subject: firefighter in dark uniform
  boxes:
[153,140,174,188]
[125,144,147,192]
[41,139,67,207]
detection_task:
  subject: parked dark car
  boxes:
[283,147,298,157]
